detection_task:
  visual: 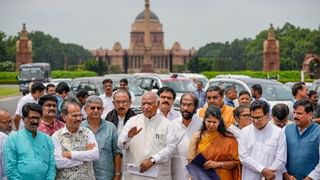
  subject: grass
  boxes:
[0,87,20,98]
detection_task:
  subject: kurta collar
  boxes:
[296,122,315,135]
[61,126,84,135]
[22,128,38,138]
[83,119,107,133]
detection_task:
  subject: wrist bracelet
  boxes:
[221,162,224,168]
[115,172,121,176]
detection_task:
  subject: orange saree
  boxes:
[188,131,241,180]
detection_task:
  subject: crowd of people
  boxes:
[0,79,319,180]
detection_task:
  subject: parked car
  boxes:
[134,73,196,110]
[174,73,208,87]
[312,79,320,96]
[43,78,73,88]
[70,75,143,114]
[206,77,294,116]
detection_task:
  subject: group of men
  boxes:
[0,78,319,180]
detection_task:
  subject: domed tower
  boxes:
[130,0,164,51]
[263,24,280,71]
[16,23,33,71]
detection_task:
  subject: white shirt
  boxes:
[0,132,7,180]
[239,122,287,180]
[228,124,242,140]
[99,94,114,120]
[118,113,177,180]
[52,127,99,169]
[157,108,181,121]
[15,93,38,130]
[170,115,203,180]
[117,115,125,135]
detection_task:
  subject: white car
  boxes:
[206,76,294,117]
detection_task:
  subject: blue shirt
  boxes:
[3,129,56,180]
[82,119,122,180]
[193,89,206,109]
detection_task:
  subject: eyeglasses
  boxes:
[239,114,251,118]
[26,116,41,121]
[114,101,129,105]
[0,120,12,125]
[90,106,102,110]
[251,115,266,121]
[207,96,220,100]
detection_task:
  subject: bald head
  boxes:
[0,109,12,134]
[141,92,159,118]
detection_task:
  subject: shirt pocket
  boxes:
[264,141,277,156]
[100,135,113,153]
[153,132,166,148]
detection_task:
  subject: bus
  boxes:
[17,63,51,95]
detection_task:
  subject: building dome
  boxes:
[135,11,159,21]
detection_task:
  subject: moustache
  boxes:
[118,108,126,111]
[162,101,169,105]
[181,110,195,120]
[30,122,39,126]
[73,120,82,124]
[49,110,56,113]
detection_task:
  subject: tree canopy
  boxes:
[0,30,92,70]
[188,22,320,72]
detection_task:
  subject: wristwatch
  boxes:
[149,157,156,164]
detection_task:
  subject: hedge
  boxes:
[202,70,314,83]
[0,70,97,84]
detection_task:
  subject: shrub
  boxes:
[51,70,97,78]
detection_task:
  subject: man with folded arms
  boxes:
[52,100,99,179]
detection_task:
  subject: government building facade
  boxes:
[90,0,196,73]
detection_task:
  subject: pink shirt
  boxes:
[38,119,65,136]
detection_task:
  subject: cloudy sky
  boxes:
[1,0,319,50]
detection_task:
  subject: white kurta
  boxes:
[118,114,176,180]
[239,122,287,180]
[99,94,114,119]
[170,115,203,180]
[157,108,181,121]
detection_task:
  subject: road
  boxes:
[0,84,21,114]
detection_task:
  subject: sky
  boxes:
[1,0,319,50]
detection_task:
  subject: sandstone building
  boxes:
[90,0,196,73]
[263,24,280,71]
[16,23,33,71]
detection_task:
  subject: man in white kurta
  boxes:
[157,87,181,121]
[99,78,114,119]
[118,92,176,180]
[239,100,287,180]
[171,93,202,180]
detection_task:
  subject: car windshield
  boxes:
[104,76,144,96]
[247,83,293,101]
[162,80,196,93]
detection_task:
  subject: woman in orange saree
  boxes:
[188,105,241,180]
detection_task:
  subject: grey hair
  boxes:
[85,95,103,107]
[142,91,159,101]
[61,100,81,115]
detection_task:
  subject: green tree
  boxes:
[0,61,15,71]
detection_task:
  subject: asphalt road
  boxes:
[0,84,21,115]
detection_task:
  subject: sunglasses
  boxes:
[90,106,102,110]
